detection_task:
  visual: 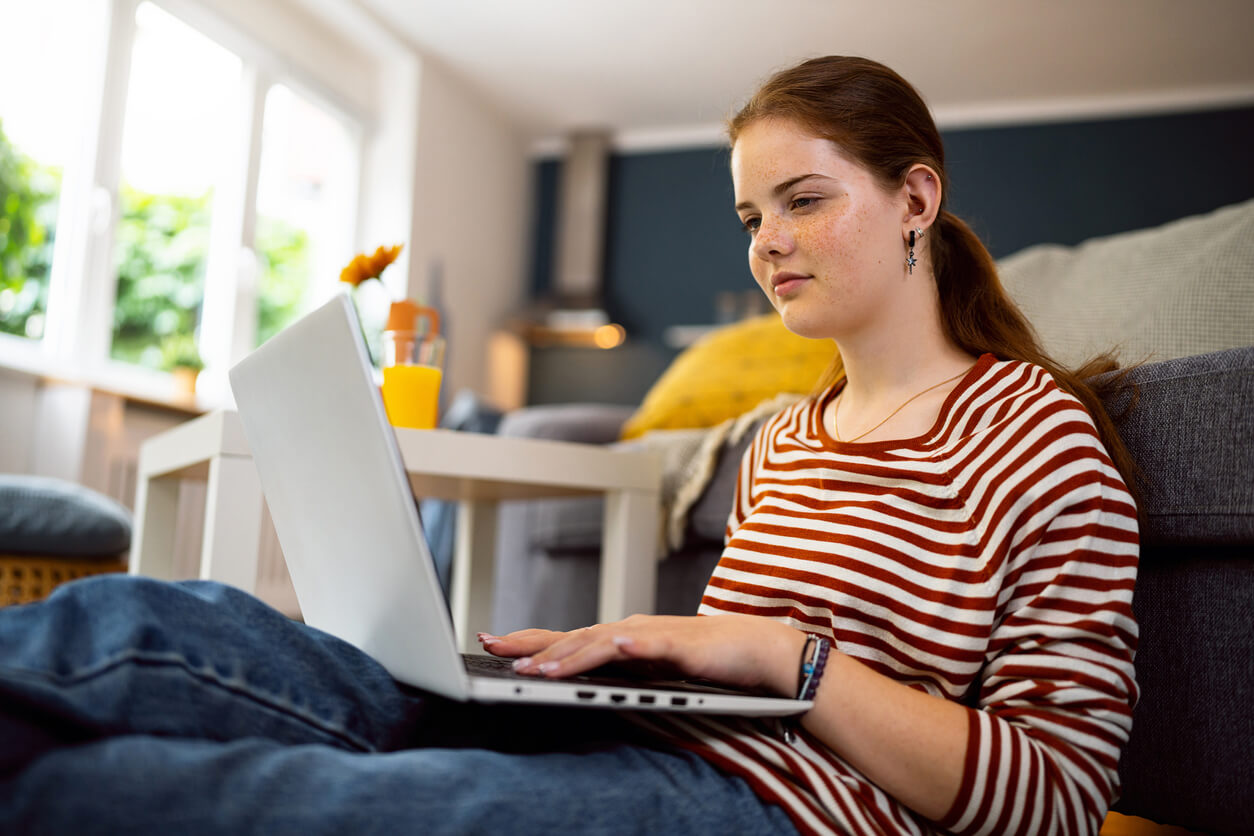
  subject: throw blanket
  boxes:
[624,394,802,557]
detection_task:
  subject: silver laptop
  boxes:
[228,293,807,716]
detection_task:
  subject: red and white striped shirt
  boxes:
[643,355,1139,836]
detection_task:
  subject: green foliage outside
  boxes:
[111,184,212,368]
[160,332,204,371]
[1,116,310,369]
[255,214,309,347]
[0,120,59,339]
[110,189,310,370]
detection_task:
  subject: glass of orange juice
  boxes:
[381,302,444,429]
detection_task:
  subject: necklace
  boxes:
[833,365,975,443]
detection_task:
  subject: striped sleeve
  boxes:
[937,418,1139,836]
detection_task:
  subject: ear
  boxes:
[901,164,941,236]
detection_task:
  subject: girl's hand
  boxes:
[477,614,806,698]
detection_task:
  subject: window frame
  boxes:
[0,0,370,406]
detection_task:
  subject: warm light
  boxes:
[593,323,626,349]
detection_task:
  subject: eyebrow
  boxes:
[735,173,828,212]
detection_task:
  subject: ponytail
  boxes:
[934,213,1143,505]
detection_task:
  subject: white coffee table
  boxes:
[130,410,662,652]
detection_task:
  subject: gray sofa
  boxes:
[490,199,1254,834]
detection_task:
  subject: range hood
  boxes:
[553,131,610,307]
[523,131,624,348]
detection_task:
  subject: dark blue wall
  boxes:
[942,107,1254,256]
[526,105,1254,404]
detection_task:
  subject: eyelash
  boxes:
[739,196,820,235]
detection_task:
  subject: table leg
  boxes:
[198,453,264,592]
[129,471,180,580]
[450,498,499,654]
[599,488,659,623]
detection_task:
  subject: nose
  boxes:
[751,214,793,261]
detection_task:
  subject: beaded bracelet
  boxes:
[796,635,831,702]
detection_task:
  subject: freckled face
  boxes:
[731,119,909,340]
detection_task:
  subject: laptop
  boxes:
[228,293,808,716]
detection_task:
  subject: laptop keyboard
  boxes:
[463,654,528,679]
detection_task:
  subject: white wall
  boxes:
[405,59,531,403]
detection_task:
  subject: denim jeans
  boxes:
[0,576,796,835]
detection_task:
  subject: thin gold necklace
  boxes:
[833,365,974,443]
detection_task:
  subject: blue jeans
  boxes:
[0,576,796,835]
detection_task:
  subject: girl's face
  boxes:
[731,118,911,341]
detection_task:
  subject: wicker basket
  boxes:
[0,555,128,606]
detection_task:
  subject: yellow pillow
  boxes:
[620,313,836,439]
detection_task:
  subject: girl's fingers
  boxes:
[477,628,565,656]
[515,635,624,676]
[518,631,669,678]
[506,627,601,671]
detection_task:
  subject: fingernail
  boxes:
[613,636,633,647]
[537,661,560,674]
[512,657,532,671]
[480,636,499,646]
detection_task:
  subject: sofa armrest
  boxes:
[1101,345,1254,544]
[497,403,635,445]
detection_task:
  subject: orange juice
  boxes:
[381,364,442,429]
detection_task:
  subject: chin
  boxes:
[776,306,837,341]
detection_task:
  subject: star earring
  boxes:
[906,227,924,274]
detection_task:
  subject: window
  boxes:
[254,84,358,348]
[0,0,364,399]
[111,2,241,370]
[0,0,94,342]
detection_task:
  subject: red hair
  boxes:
[729,56,1140,500]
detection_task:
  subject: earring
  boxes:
[906,228,924,274]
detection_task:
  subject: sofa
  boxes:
[490,198,1254,834]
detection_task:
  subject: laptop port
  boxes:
[576,690,596,700]
[610,693,627,704]
[670,696,688,707]
[638,695,656,705]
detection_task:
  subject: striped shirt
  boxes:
[640,355,1139,836]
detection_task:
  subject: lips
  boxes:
[770,272,810,296]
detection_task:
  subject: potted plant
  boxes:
[162,334,205,399]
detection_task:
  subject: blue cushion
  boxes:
[0,476,132,557]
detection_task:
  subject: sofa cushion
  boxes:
[619,312,834,440]
[526,496,605,554]
[497,403,634,445]
[0,475,132,557]
[1101,346,1254,545]
[497,404,635,554]
[999,198,1254,368]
